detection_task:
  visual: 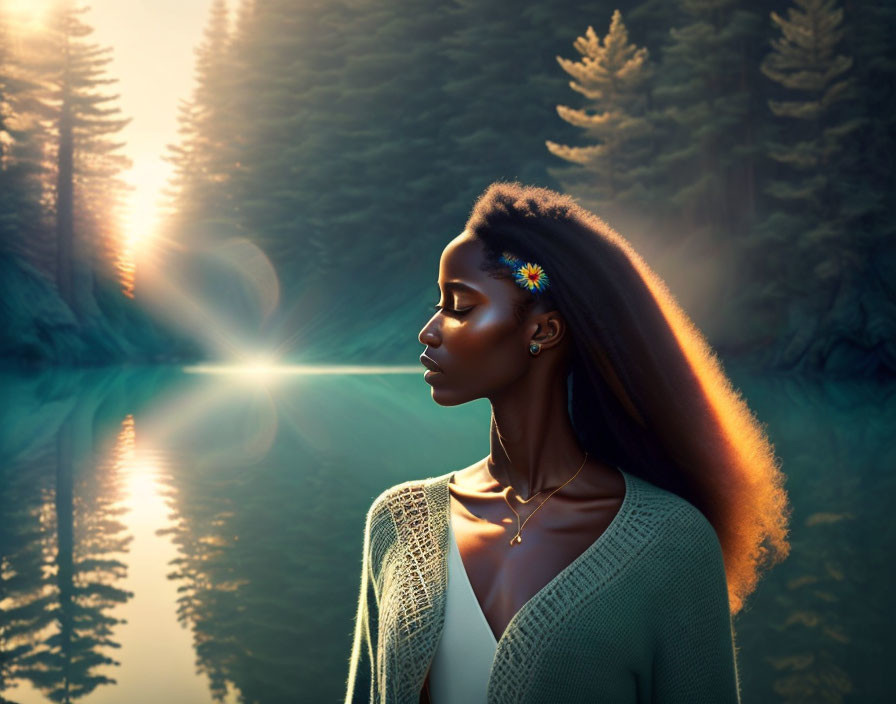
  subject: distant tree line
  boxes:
[1,0,893,375]
[159,0,896,375]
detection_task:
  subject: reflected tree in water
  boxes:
[156,439,347,703]
[0,375,134,702]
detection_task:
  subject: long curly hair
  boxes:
[464,181,791,616]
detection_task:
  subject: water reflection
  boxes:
[0,365,892,702]
[1,371,133,702]
[721,370,895,704]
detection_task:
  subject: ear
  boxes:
[531,310,565,350]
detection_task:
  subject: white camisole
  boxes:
[427,497,499,703]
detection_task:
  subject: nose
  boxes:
[418,316,440,347]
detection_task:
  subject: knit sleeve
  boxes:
[344,499,380,704]
[650,507,742,704]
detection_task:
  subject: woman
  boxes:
[345,182,791,704]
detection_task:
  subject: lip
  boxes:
[420,353,443,373]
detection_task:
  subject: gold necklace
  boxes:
[503,451,588,546]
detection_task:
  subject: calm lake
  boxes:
[0,364,891,703]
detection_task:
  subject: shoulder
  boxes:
[625,472,722,557]
[624,475,729,608]
[365,470,454,527]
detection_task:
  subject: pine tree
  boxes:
[546,10,654,215]
[161,0,235,228]
[216,0,330,279]
[758,0,862,284]
[0,6,53,273]
[843,0,896,241]
[626,0,685,64]
[440,0,599,223]
[24,0,132,321]
[653,0,764,238]
[741,0,895,373]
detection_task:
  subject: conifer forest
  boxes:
[1,0,893,374]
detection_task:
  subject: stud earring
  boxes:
[529,342,541,356]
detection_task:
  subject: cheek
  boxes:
[447,313,521,368]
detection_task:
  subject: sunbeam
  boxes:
[183,364,421,375]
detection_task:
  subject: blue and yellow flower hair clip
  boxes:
[500,251,550,294]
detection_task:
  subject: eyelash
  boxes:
[432,304,473,316]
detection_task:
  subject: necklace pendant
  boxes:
[510,534,522,546]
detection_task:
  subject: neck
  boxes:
[486,369,586,500]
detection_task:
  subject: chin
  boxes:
[428,386,479,407]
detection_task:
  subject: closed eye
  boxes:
[432,304,473,316]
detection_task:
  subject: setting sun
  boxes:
[5,0,51,19]
[123,158,168,249]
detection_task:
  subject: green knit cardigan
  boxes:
[344,468,742,703]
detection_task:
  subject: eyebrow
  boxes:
[436,280,482,294]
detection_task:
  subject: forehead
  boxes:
[438,232,486,281]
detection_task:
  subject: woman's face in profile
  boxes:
[418,232,535,406]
